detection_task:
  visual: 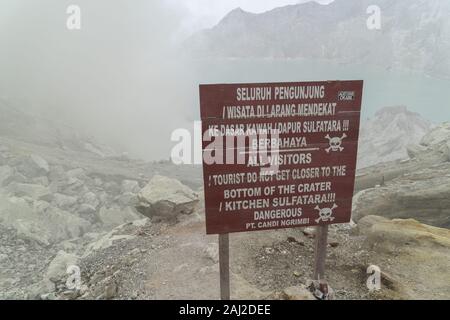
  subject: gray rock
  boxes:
[136,175,199,221]
[82,192,99,209]
[67,168,85,180]
[421,122,450,147]
[33,200,51,213]
[32,176,49,187]
[83,230,136,258]
[406,144,428,159]
[0,165,14,186]
[0,193,90,245]
[53,193,78,210]
[63,178,85,195]
[49,165,67,183]
[358,107,431,169]
[356,215,389,235]
[30,154,50,174]
[45,250,80,283]
[104,181,120,195]
[97,191,109,206]
[78,204,97,215]
[121,180,139,193]
[115,192,138,207]
[16,155,49,178]
[440,141,450,161]
[352,172,450,228]
[0,145,9,153]
[7,182,51,199]
[12,172,28,184]
[403,123,450,163]
[97,206,141,229]
[93,178,103,187]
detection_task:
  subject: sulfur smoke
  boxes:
[0,0,198,160]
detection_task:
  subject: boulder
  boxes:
[30,154,50,174]
[32,176,49,187]
[356,215,389,235]
[136,175,199,221]
[62,178,86,196]
[360,217,450,299]
[82,220,147,257]
[406,144,427,159]
[93,177,103,187]
[78,204,97,215]
[121,180,139,193]
[52,193,78,210]
[0,165,14,186]
[49,165,68,183]
[16,155,49,178]
[0,144,9,153]
[45,251,80,283]
[364,218,450,252]
[66,168,85,180]
[6,182,51,199]
[407,123,450,162]
[97,191,109,206]
[103,181,120,195]
[352,173,450,228]
[29,251,80,298]
[97,205,142,229]
[0,194,90,245]
[440,141,450,161]
[115,192,138,207]
[420,122,450,147]
[82,192,100,209]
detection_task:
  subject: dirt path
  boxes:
[138,217,373,300]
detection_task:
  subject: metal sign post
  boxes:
[313,225,329,281]
[219,233,230,300]
[311,224,332,299]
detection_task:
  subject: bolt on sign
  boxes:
[200,81,363,235]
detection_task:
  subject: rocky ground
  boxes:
[17,211,449,300]
[0,133,200,299]
[1,107,449,300]
[354,122,450,228]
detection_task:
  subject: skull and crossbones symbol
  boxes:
[315,204,338,223]
[325,134,347,153]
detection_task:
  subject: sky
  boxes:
[167,0,334,37]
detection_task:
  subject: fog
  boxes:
[0,0,198,160]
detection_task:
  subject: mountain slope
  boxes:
[186,0,450,78]
[358,106,432,168]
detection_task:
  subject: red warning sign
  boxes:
[200,81,363,235]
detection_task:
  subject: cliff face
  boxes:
[354,121,450,228]
[358,106,432,169]
[185,0,450,78]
